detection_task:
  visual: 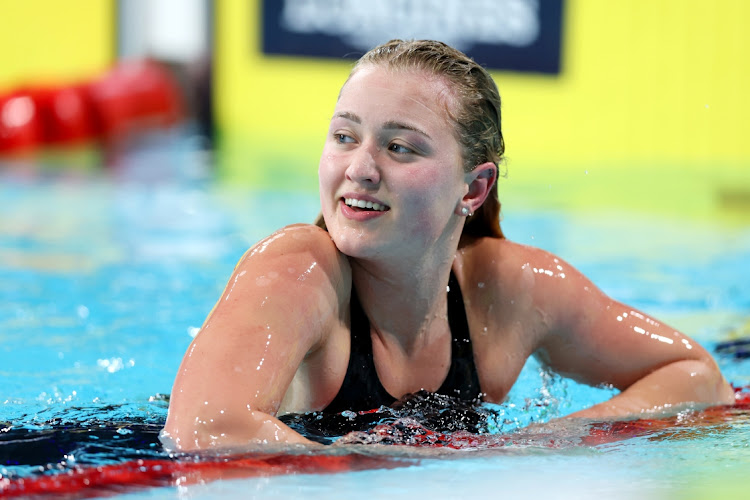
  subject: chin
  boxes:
[328,228,382,260]
[330,235,368,258]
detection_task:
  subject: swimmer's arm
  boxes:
[162,225,346,451]
[162,404,315,451]
[530,251,734,419]
[565,357,734,419]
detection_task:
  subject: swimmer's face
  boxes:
[318,65,468,260]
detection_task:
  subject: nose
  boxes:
[345,143,381,186]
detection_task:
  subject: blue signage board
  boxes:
[261,0,564,74]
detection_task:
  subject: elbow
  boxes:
[160,411,243,453]
[674,358,735,407]
[161,408,296,453]
[160,413,213,453]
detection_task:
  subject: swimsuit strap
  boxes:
[324,270,481,413]
[324,284,396,413]
[437,270,482,400]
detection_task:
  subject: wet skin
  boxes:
[162,67,734,452]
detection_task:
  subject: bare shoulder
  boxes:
[457,236,601,353]
[228,224,351,301]
[459,237,595,302]
[207,223,352,351]
[238,224,349,279]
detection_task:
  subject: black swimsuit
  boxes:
[324,271,482,413]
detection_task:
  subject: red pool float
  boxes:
[33,85,97,146]
[88,59,184,144]
[0,91,43,154]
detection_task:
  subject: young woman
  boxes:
[162,40,734,451]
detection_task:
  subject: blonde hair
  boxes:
[316,39,505,239]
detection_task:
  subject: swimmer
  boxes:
[162,40,734,451]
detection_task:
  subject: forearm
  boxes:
[161,409,319,452]
[567,359,735,420]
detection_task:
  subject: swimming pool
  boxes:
[1,160,749,498]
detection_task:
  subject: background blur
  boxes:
[1,0,748,221]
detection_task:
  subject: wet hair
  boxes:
[315,39,505,239]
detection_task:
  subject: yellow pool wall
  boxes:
[1,0,748,219]
[0,0,114,91]
[214,0,749,219]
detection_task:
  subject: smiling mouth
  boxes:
[343,198,390,212]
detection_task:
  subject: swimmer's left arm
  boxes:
[565,358,734,419]
[530,250,735,419]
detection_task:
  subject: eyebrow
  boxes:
[332,112,432,140]
[333,111,361,123]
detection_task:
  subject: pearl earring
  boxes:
[461,207,470,216]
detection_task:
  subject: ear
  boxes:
[458,162,496,215]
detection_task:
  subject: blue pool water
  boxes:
[1,163,749,498]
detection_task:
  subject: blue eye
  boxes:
[388,143,413,154]
[335,134,355,144]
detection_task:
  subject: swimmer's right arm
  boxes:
[162,225,348,451]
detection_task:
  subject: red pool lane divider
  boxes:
[0,453,412,498]
[734,384,750,405]
[583,385,750,446]
[4,386,748,497]
[349,386,750,450]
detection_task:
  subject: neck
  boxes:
[349,246,456,354]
